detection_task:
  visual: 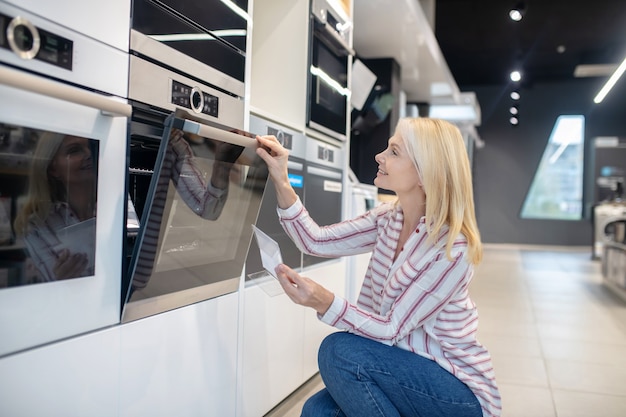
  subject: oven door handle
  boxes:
[0,65,132,118]
[172,118,258,149]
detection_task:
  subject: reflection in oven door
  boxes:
[302,138,344,268]
[245,115,306,279]
[122,110,268,322]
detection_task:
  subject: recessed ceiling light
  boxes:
[510,70,522,82]
[510,91,521,100]
[509,2,525,21]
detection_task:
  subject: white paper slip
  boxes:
[251,224,283,279]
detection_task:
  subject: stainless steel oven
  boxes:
[245,115,306,281]
[307,0,353,141]
[124,0,263,322]
[302,137,344,268]
[0,1,130,356]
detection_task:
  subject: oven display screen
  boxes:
[171,80,219,117]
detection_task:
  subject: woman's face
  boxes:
[374,133,421,195]
[48,136,94,186]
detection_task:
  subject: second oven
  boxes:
[307,0,353,141]
[302,137,344,268]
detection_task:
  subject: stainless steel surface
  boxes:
[130,29,245,98]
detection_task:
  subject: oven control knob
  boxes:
[7,16,40,60]
[276,130,285,146]
[190,87,204,114]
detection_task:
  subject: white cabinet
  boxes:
[250,0,310,129]
[237,281,306,417]
[302,259,347,378]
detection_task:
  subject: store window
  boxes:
[521,115,585,220]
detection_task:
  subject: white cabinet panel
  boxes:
[119,293,239,417]
[0,327,121,417]
[237,280,305,417]
[302,260,346,378]
[250,0,309,129]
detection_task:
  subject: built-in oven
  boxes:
[122,109,267,322]
[307,0,353,141]
[130,0,249,97]
[302,137,344,268]
[0,2,130,356]
[124,0,259,322]
[245,115,306,281]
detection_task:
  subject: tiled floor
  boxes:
[265,245,626,417]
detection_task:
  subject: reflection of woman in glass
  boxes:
[14,133,97,281]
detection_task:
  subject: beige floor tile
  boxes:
[546,359,626,396]
[490,355,549,387]
[552,390,626,417]
[536,321,626,345]
[498,384,555,417]
[479,334,543,358]
[540,339,626,366]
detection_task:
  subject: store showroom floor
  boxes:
[265,245,626,417]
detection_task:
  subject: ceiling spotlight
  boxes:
[510,91,521,100]
[510,116,519,125]
[510,106,519,115]
[509,2,525,21]
[510,70,522,82]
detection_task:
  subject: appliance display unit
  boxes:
[0,2,130,356]
[245,115,307,280]
[302,136,344,267]
[307,0,353,141]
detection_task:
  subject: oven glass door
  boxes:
[308,24,349,140]
[132,0,247,82]
[0,66,129,356]
[123,110,268,322]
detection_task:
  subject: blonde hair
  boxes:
[398,117,482,264]
[14,132,66,235]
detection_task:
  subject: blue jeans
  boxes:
[301,332,483,417]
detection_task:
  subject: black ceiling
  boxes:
[434,0,626,88]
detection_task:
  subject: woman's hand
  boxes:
[275,264,334,316]
[53,248,88,280]
[255,135,298,209]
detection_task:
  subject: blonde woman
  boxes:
[256,118,501,417]
[14,132,96,281]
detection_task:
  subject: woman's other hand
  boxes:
[275,264,334,316]
[53,248,89,280]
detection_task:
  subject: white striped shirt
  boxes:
[278,198,502,417]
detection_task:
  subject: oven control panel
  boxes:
[171,80,219,117]
[0,12,73,70]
